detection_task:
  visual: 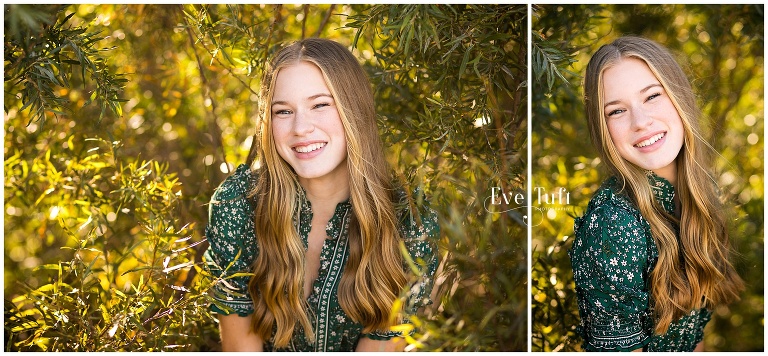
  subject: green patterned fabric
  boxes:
[570,174,711,352]
[203,164,440,351]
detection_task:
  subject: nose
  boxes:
[630,107,653,131]
[292,110,315,135]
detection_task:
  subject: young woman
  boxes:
[203,38,439,351]
[569,36,743,351]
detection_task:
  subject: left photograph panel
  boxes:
[4,4,529,351]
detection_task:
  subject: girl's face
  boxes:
[602,57,685,184]
[271,61,348,184]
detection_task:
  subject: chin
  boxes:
[295,169,330,180]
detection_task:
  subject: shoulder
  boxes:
[574,177,642,237]
[203,164,260,316]
[205,163,259,260]
[394,187,439,241]
[570,182,654,351]
[392,188,439,267]
[391,188,440,313]
[210,163,258,204]
[584,177,635,214]
[571,177,649,272]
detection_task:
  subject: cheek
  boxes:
[335,124,347,146]
[605,121,625,147]
[656,97,682,122]
[270,122,293,161]
[604,122,632,163]
[271,121,289,145]
[329,114,347,144]
[670,117,686,146]
[668,110,684,131]
[659,102,685,138]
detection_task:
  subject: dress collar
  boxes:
[297,192,352,241]
[325,199,352,240]
[647,172,676,215]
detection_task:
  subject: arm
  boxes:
[694,341,704,352]
[204,166,263,351]
[218,313,264,352]
[570,201,652,352]
[355,336,406,352]
[360,190,439,352]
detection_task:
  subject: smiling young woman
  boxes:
[569,36,744,352]
[600,57,686,186]
[202,38,439,352]
[270,61,349,184]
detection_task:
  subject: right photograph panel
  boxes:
[530,4,764,352]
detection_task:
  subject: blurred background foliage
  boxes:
[4,4,527,351]
[531,4,764,352]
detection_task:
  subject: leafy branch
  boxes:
[531,31,578,94]
[5,5,126,129]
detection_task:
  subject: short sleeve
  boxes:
[203,164,259,316]
[570,201,653,351]
[365,189,440,341]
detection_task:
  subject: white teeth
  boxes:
[295,142,326,153]
[635,133,665,148]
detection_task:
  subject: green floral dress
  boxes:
[203,164,440,351]
[570,175,711,352]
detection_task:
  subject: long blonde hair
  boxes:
[247,38,407,347]
[583,36,744,334]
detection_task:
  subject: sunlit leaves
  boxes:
[5,6,126,129]
[347,5,528,350]
[5,136,216,351]
[531,31,578,93]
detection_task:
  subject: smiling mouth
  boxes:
[635,133,665,148]
[294,142,326,153]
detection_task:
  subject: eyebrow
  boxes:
[603,83,663,108]
[271,93,333,106]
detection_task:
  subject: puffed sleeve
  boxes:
[569,200,653,351]
[365,189,440,341]
[202,164,259,316]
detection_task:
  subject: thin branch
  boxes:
[301,4,309,39]
[262,5,282,64]
[179,5,228,170]
[312,4,337,38]
[245,133,259,166]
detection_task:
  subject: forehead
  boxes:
[601,57,659,97]
[272,61,330,101]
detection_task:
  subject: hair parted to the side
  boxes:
[583,36,744,334]
[247,38,407,347]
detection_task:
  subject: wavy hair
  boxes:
[246,38,407,347]
[583,36,744,334]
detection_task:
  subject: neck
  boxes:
[299,173,350,216]
[653,162,677,188]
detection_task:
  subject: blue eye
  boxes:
[607,109,625,117]
[646,93,661,102]
[313,103,330,109]
[273,109,292,116]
